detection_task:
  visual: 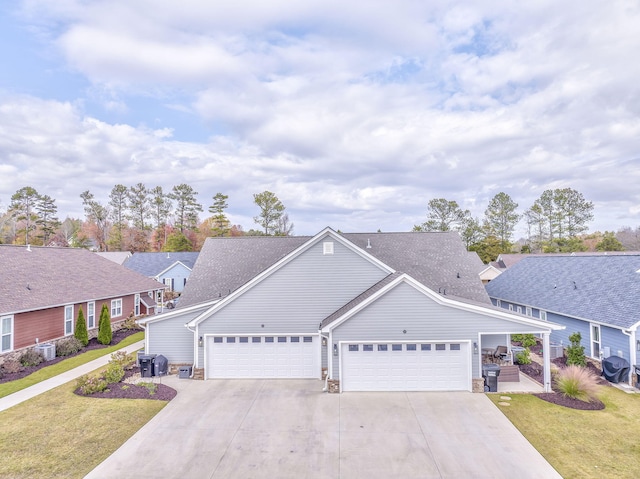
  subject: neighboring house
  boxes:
[485,255,640,372]
[0,245,164,356]
[124,252,199,293]
[479,264,503,284]
[96,251,133,265]
[140,228,562,392]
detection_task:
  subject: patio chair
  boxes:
[493,346,511,364]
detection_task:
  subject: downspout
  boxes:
[185,322,197,379]
[622,329,635,385]
[320,332,330,392]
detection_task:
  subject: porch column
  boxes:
[542,332,551,392]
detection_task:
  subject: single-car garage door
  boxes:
[341,341,470,391]
[206,334,320,379]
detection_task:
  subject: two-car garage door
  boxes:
[341,341,470,391]
[206,334,319,379]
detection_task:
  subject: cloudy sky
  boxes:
[1,0,639,236]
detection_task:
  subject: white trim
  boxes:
[155,260,193,279]
[137,300,219,326]
[64,305,74,336]
[134,294,141,316]
[87,301,96,329]
[110,298,123,318]
[1,314,14,353]
[590,323,601,359]
[322,273,563,333]
[187,228,395,328]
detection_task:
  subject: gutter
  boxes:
[185,322,197,379]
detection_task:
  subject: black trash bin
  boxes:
[139,354,157,378]
[634,365,640,389]
[482,363,501,392]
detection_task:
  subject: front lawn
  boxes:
[490,387,640,479]
[0,331,144,398]
[0,379,167,478]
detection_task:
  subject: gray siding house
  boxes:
[140,228,561,392]
[485,255,640,374]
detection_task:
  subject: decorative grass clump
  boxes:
[555,365,600,402]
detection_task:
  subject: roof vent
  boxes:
[366,239,372,249]
[323,241,334,255]
[166,252,170,258]
[26,244,31,252]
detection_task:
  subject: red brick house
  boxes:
[0,245,163,355]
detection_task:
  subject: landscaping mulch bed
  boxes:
[534,392,605,410]
[74,368,177,401]
[0,328,141,384]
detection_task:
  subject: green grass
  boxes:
[0,332,144,398]
[0,380,167,479]
[490,387,640,479]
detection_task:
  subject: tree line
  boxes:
[413,188,628,262]
[0,185,292,252]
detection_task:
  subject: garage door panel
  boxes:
[342,342,469,392]
[207,335,318,379]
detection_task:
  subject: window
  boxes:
[134,294,140,316]
[508,304,514,312]
[111,299,122,318]
[303,336,313,343]
[363,344,373,351]
[540,310,547,321]
[392,344,402,351]
[214,337,223,343]
[252,337,261,343]
[516,306,522,314]
[525,307,532,317]
[164,278,173,291]
[1,315,13,352]
[348,344,359,352]
[591,324,601,358]
[226,337,236,343]
[406,344,417,351]
[87,302,95,329]
[265,337,274,343]
[435,344,446,351]
[496,299,501,308]
[323,241,334,255]
[421,344,431,351]
[64,305,74,336]
[290,336,300,343]
[278,336,287,343]
[239,337,249,343]
[450,344,461,351]
[378,344,388,351]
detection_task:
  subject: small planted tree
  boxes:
[566,332,586,367]
[74,306,89,346]
[97,304,112,345]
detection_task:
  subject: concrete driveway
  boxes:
[85,377,561,479]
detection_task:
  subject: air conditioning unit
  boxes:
[35,343,56,361]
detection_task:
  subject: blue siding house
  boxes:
[139,228,562,392]
[124,252,199,293]
[485,255,640,376]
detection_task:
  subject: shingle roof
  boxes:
[0,245,164,315]
[178,230,490,308]
[485,255,640,329]
[123,252,199,277]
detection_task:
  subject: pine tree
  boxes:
[97,304,113,345]
[74,306,89,346]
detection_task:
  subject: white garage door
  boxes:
[341,341,470,392]
[206,334,319,379]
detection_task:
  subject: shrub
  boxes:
[515,348,532,365]
[76,374,108,395]
[119,315,141,331]
[19,349,45,367]
[555,365,600,402]
[97,304,112,345]
[1,359,22,374]
[74,306,89,346]
[104,363,125,384]
[56,337,83,357]
[566,332,587,367]
[140,381,157,396]
[110,351,135,370]
[512,333,537,348]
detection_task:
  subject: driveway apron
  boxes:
[85,378,561,479]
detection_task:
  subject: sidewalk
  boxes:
[0,340,145,413]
